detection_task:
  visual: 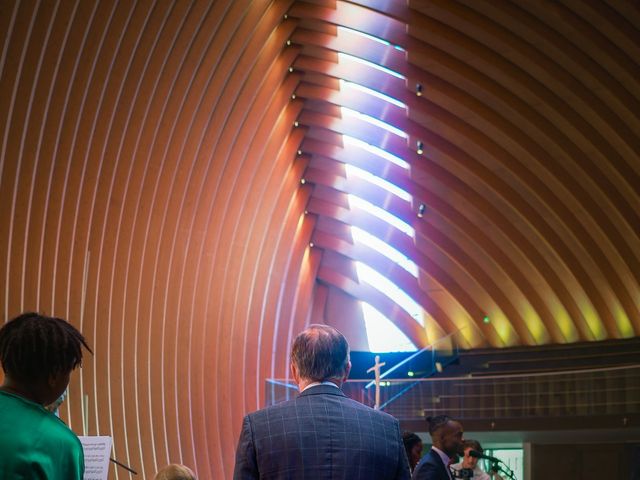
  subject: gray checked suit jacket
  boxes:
[233,384,411,480]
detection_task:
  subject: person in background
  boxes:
[234,324,410,479]
[45,388,68,414]
[450,439,505,480]
[412,415,465,480]
[403,431,424,472]
[154,463,197,480]
[0,312,92,479]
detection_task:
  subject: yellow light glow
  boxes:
[579,300,606,340]
[551,306,578,343]
[490,311,518,347]
[520,306,549,344]
[614,304,634,338]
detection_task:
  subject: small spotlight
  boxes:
[417,203,426,218]
[304,210,308,215]
[416,141,424,155]
[288,67,294,73]
[297,149,302,155]
[291,94,296,99]
[309,242,314,247]
[294,121,299,127]
[286,39,291,46]
[416,83,423,96]
[300,178,306,184]
[407,371,414,377]
[283,13,288,19]
[483,315,491,324]
[435,362,443,373]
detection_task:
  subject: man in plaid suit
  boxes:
[234,324,411,480]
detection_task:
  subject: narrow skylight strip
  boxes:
[352,226,418,277]
[361,302,417,352]
[338,52,405,79]
[337,26,392,47]
[349,194,414,237]
[356,262,424,326]
[339,79,406,108]
[343,135,409,169]
[341,107,407,138]
[345,164,411,201]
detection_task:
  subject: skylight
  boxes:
[339,79,406,108]
[356,262,424,327]
[343,136,409,169]
[345,164,411,201]
[337,26,392,47]
[333,44,422,353]
[351,226,418,277]
[348,195,414,237]
[341,107,407,138]
[362,302,417,352]
[338,52,405,79]
[336,26,406,55]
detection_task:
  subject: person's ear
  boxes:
[343,361,352,382]
[290,362,299,383]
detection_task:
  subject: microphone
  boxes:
[469,450,500,463]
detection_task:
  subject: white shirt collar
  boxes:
[301,381,340,392]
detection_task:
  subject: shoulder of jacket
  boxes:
[247,397,297,418]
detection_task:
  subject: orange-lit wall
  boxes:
[1,1,638,478]
[0,1,311,478]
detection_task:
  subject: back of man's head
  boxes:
[426,415,453,436]
[291,324,349,382]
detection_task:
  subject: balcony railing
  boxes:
[266,364,640,421]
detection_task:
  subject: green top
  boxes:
[0,390,84,479]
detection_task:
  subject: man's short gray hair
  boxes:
[291,324,350,381]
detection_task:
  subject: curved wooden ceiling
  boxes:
[0,0,638,478]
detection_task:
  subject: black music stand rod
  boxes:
[110,457,138,475]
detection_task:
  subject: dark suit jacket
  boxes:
[234,384,411,480]
[411,449,450,480]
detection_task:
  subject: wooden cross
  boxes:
[367,355,386,409]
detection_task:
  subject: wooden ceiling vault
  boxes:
[0,0,638,478]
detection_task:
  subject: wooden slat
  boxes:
[0,0,638,477]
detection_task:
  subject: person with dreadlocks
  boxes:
[0,312,92,479]
[412,415,465,480]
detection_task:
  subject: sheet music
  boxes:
[78,436,112,480]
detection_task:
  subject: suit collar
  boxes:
[297,384,346,398]
[427,448,452,479]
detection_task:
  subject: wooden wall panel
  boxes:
[0,0,310,478]
[0,0,638,478]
